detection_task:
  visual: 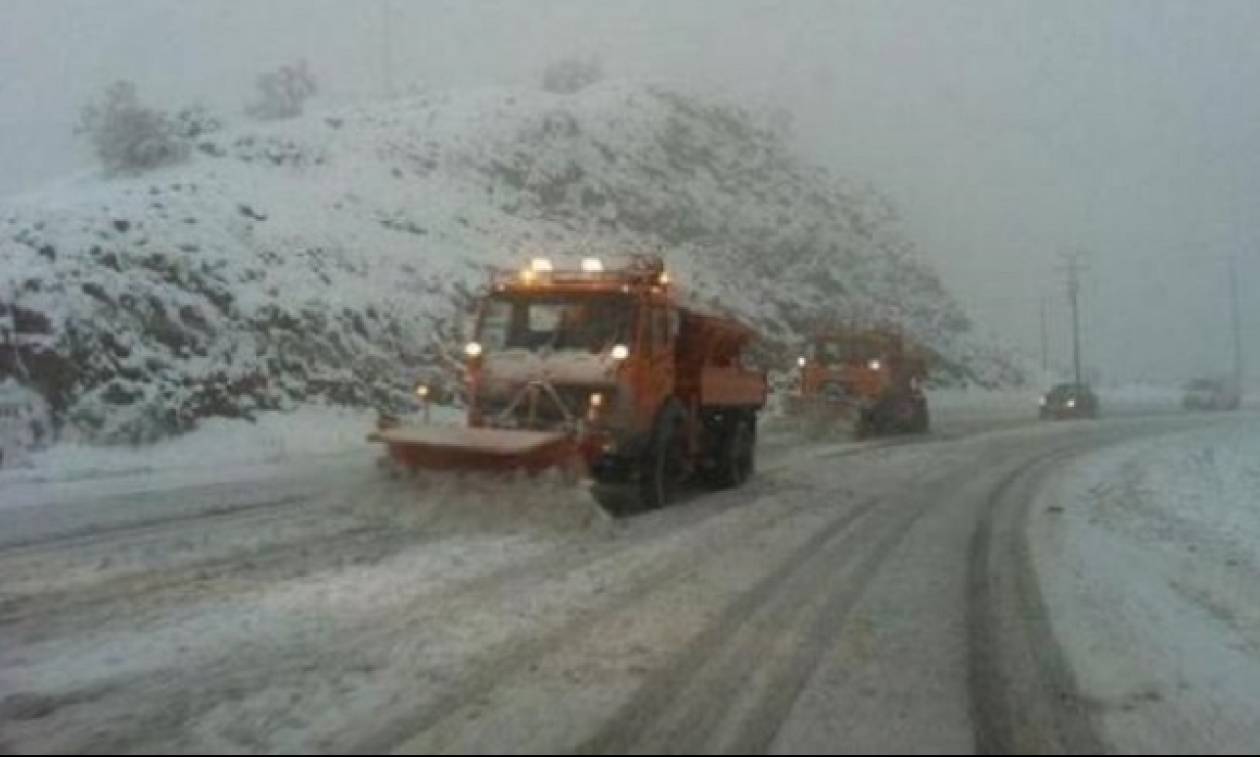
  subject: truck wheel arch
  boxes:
[709,409,756,489]
[639,398,688,510]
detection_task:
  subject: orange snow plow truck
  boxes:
[787,326,929,436]
[369,255,768,513]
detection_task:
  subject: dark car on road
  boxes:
[1182,378,1241,411]
[1039,382,1100,420]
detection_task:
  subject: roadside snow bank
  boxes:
[1096,381,1183,414]
[927,386,1040,420]
[1032,418,1260,752]
[0,378,52,468]
[0,404,458,487]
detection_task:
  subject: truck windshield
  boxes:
[1050,383,1087,397]
[814,340,881,364]
[478,294,636,354]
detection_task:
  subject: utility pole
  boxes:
[1040,295,1049,375]
[1057,253,1089,387]
[1229,255,1243,387]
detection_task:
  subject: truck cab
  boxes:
[453,255,767,511]
[791,327,929,434]
[466,256,674,447]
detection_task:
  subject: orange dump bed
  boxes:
[675,308,766,409]
[700,366,767,408]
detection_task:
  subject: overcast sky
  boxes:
[2,0,1257,384]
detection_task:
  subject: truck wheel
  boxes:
[857,402,888,438]
[909,399,930,433]
[711,414,755,489]
[855,410,875,439]
[640,403,686,510]
[591,484,639,516]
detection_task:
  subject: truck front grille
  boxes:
[479,384,608,430]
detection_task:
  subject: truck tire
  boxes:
[855,409,877,439]
[857,400,890,438]
[911,398,930,433]
[640,402,686,510]
[591,483,639,516]
[710,413,756,489]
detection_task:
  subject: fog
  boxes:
[2,0,1255,385]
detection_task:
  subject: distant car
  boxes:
[1182,378,1240,411]
[1039,382,1100,420]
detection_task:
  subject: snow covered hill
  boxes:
[0,81,1023,443]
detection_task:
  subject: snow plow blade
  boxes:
[784,394,857,418]
[784,394,863,437]
[785,395,860,422]
[368,425,577,474]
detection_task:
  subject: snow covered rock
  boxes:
[0,379,50,466]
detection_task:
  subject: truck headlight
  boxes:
[587,391,609,423]
[415,383,430,399]
[611,344,629,360]
[465,341,483,358]
[1066,398,1077,408]
[797,356,807,368]
[868,358,882,371]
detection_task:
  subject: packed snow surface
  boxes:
[1033,416,1260,752]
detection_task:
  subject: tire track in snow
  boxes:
[0,492,314,555]
[580,466,953,754]
[967,419,1213,753]
[0,418,1022,753]
[0,525,423,631]
[967,442,1109,754]
[347,486,841,754]
[0,479,432,627]
[2,473,824,753]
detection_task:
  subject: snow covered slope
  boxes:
[0,82,1021,442]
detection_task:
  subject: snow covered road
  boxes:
[0,410,1239,753]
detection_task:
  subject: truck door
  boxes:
[638,303,676,429]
